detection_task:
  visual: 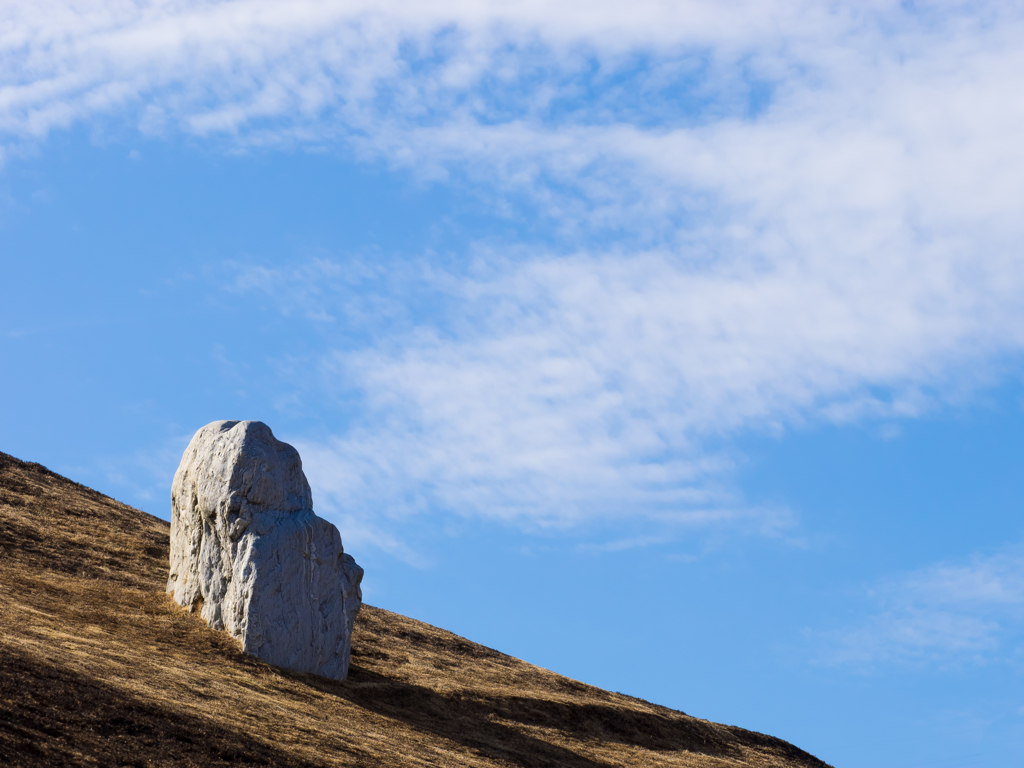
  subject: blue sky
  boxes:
[3,2,1024,765]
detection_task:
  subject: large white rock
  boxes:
[166,420,363,680]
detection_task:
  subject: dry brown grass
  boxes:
[0,451,832,768]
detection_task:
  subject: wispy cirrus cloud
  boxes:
[236,231,1021,531]
[0,0,813,143]
[818,546,1024,667]
[10,2,1024,542]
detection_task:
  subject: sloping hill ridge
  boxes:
[0,450,832,768]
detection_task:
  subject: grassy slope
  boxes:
[0,451,832,768]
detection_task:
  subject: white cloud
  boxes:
[8,1,1024,536]
[820,547,1024,667]
[3,2,1018,152]
[251,225,1022,530]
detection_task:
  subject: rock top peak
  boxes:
[173,420,313,516]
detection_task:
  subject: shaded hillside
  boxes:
[0,450,832,768]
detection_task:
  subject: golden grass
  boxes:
[0,451,832,767]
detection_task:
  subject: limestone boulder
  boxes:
[166,420,363,680]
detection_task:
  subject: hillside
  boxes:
[0,450,832,768]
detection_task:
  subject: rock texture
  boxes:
[166,420,363,680]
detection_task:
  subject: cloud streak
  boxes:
[244,226,1021,531]
[819,546,1024,667]
[9,1,1024,538]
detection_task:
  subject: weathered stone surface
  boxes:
[166,420,363,680]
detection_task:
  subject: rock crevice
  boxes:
[167,420,362,680]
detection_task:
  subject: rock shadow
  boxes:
[298,665,609,768]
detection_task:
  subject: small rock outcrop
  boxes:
[166,420,363,680]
